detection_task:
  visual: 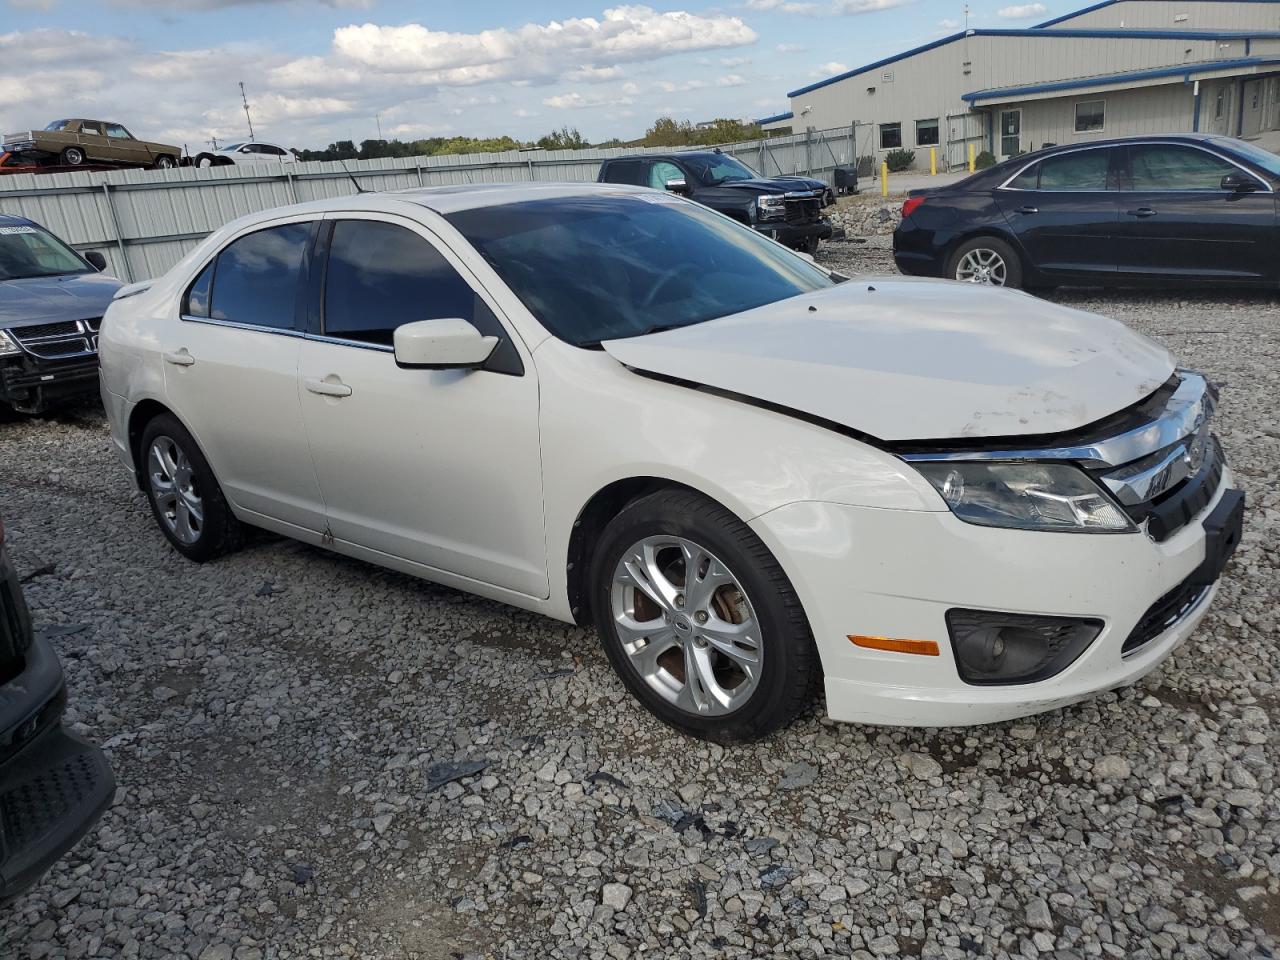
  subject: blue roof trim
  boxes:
[755,112,794,125]
[786,27,1278,97]
[963,55,1280,101]
[1037,0,1280,24]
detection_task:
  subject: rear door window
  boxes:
[601,160,647,186]
[207,222,312,330]
[1009,149,1113,191]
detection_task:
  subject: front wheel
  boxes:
[153,154,177,169]
[947,236,1023,289]
[139,414,244,562]
[590,490,820,742]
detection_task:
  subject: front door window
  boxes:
[1000,111,1021,158]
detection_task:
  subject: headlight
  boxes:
[756,194,786,221]
[914,461,1134,533]
[0,331,21,356]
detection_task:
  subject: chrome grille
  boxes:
[784,193,822,224]
[8,318,100,359]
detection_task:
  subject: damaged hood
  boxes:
[0,272,122,328]
[602,278,1174,443]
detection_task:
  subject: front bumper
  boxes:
[0,633,115,904]
[754,218,835,248]
[0,355,100,413]
[750,465,1238,726]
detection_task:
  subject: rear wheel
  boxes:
[948,236,1023,289]
[590,490,819,742]
[60,147,86,167]
[139,414,244,562]
[153,154,177,169]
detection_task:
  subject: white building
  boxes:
[756,0,1280,169]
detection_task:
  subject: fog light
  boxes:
[946,609,1103,685]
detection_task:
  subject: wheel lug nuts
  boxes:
[695,611,708,624]
[674,594,685,608]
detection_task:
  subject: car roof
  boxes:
[298,181,651,215]
[0,214,35,228]
[607,150,725,162]
[1009,133,1235,159]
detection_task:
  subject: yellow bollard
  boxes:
[968,143,976,173]
[880,161,889,197]
[930,147,937,176]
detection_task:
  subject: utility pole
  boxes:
[240,82,255,140]
[207,135,221,150]
[376,113,383,140]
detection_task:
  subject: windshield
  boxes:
[1224,138,1280,179]
[0,224,90,281]
[447,194,833,346]
[44,120,71,132]
[223,142,244,151]
[681,153,760,186]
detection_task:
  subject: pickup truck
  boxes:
[2,119,182,169]
[597,149,839,252]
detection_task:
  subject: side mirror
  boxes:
[1221,172,1260,192]
[84,251,107,272]
[664,178,689,194]
[393,318,498,370]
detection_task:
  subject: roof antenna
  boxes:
[340,160,369,194]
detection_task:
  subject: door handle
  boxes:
[1126,207,1157,218]
[1017,205,1038,214]
[163,349,195,367]
[304,376,352,398]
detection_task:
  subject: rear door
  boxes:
[162,217,327,531]
[75,122,110,162]
[1113,143,1276,282]
[995,146,1120,280]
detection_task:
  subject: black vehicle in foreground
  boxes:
[0,512,114,904]
[894,134,1280,290]
[598,150,839,252]
[1,214,122,415]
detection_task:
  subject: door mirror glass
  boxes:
[84,251,107,272]
[664,178,689,194]
[393,318,498,370]
[1221,172,1261,192]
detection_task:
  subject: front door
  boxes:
[999,110,1021,159]
[1241,80,1265,138]
[103,123,148,165]
[1113,143,1277,282]
[996,146,1119,279]
[161,217,327,531]
[297,214,548,598]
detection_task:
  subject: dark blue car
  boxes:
[0,215,122,415]
[893,134,1280,290]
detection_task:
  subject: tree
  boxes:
[536,126,588,150]
[641,116,763,148]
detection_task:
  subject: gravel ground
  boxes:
[2,249,1278,960]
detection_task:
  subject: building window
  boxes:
[1215,90,1225,119]
[879,122,902,149]
[1074,100,1105,133]
[915,118,940,146]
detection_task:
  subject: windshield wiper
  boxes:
[629,321,695,338]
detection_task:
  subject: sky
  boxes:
[0,0,1064,152]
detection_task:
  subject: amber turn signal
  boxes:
[849,635,940,656]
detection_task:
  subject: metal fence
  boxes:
[0,126,863,282]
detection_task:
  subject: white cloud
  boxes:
[775,42,805,53]
[717,74,747,87]
[566,65,624,82]
[656,78,707,92]
[542,90,635,109]
[810,60,849,77]
[937,17,961,28]
[332,7,756,75]
[7,0,58,10]
[720,56,751,67]
[997,2,1047,16]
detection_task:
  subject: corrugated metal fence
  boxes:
[0,126,860,282]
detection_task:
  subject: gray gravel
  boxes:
[2,255,1278,959]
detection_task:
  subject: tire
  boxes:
[589,489,820,742]
[153,154,177,169]
[60,147,86,167]
[196,154,213,168]
[947,235,1023,289]
[139,413,244,562]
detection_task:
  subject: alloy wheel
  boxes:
[147,435,204,544]
[955,247,1008,285]
[610,536,762,717]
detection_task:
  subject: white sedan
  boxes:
[98,183,1244,740]
[194,141,295,167]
